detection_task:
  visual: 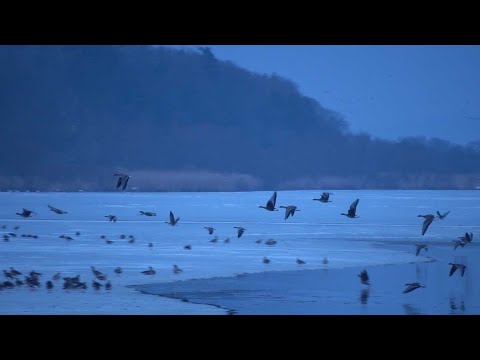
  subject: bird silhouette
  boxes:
[358,269,370,285]
[341,199,359,218]
[449,263,467,277]
[259,191,278,211]
[113,173,130,191]
[403,283,425,293]
[234,227,246,238]
[418,214,435,236]
[313,192,332,203]
[279,205,300,220]
[165,211,179,226]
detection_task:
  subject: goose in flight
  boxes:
[296,258,306,265]
[259,191,278,211]
[458,232,473,243]
[403,282,426,293]
[279,205,300,220]
[263,257,270,264]
[436,210,450,220]
[358,269,370,286]
[113,173,130,191]
[204,227,215,235]
[341,199,360,218]
[313,192,332,203]
[418,214,435,236]
[16,208,34,218]
[139,211,156,217]
[234,227,246,238]
[415,244,428,257]
[105,215,118,223]
[165,211,179,226]
[48,205,68,215]
[449,263,467,277]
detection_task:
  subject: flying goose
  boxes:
[449,263,467,277]
[113,173,130,191]
[296,258,306,265]
[418,214,435,236]
[358,269,370,285]
[139,211,156,217]
[105,215,118,223]
[313,192,332,203]
[279,205,300,220]
[48,205,68,215]
[263,257,270,264]
[415,244,428,257]
[259,191,278,211]
[204,227,216,235]
[16,208,34,218]
[165,211,179,226]
[234,227,246,238]
[458,232,473,243]
[403,282,426,293]
[341,199,360,218]
[173,265,183,274]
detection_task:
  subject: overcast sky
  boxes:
[165,45,480,145]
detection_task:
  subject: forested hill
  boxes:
[0,45,479,191]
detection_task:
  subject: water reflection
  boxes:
[360,288,370,305]
[449,297,466,314]
[403,304,422,315]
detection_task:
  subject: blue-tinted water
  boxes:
[0,190,478,314]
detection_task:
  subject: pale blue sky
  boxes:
[164,45,480,145]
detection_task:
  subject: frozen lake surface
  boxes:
[0,190,478,314]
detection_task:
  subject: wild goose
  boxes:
[139,211,156,217]
[418,214,435,236]
[165,211,179,226]
[296,258,306,265]
[449,263,467,277]
[234,227,246,238]
[279,205,300,220]
[173,265,183,274]
[16,208,34,218]
[105,215,118,223]
[358,269,370,286]
[313,192,332,203]
[204,227,216,235]
[259,191,278,211]
[458,232,473,243]
[403,282,425,293]
[113,173,130,191]
[48,205,68,215]
[341,199,360,218]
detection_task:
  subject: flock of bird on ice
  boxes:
[2,173,474,297]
